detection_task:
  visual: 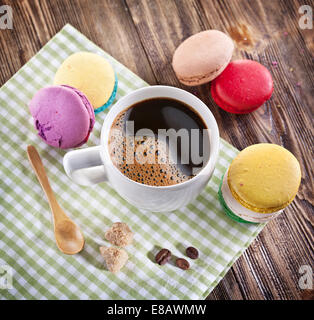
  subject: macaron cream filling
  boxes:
[220,172,282,223]
[178,64,225,85]
[94,75,118,114]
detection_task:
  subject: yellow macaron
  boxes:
[54,52,117,113]
[227,143,301,214]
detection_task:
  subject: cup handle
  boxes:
[63,146,107,186]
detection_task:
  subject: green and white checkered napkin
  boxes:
[0,24,265,300]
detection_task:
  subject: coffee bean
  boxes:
[155,248,171,265]
[186,246,199,259]
[176,258,190,270]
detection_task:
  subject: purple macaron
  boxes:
[29,85,95,149]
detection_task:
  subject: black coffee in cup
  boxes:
[109,97,209,186]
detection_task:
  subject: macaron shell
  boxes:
[172,30,234,86]
[227,144,301,213]
[54,52,115,110]
[211,60,273,113]
[211,82,261,114]
[29,86,93,149]
[62,85,95,129]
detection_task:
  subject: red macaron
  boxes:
[211,60,274,114]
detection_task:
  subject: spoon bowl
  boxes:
[55,220,85,254]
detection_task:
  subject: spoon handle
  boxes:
[27,146,60,214]
[27,145,84,255]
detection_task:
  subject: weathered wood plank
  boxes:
[0,0,156,84]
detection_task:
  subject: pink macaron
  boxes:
[29,85,95,149]
[172,30,234,86]
[211,60,274,114]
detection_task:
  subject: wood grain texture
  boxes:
[0,0,313,300]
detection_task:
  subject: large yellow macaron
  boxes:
[54,52,117,113]
[227,143,301,213]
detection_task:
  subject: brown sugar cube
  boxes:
[105,222,134,247]
[99,246,128,274]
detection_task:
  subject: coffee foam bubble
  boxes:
[109,111,193,186]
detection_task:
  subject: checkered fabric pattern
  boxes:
[0,24,264,300]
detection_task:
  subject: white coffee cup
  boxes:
[63,86,220,212]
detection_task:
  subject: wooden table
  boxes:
[0,0,313,300]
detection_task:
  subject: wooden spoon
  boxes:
[27,145,84,255]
